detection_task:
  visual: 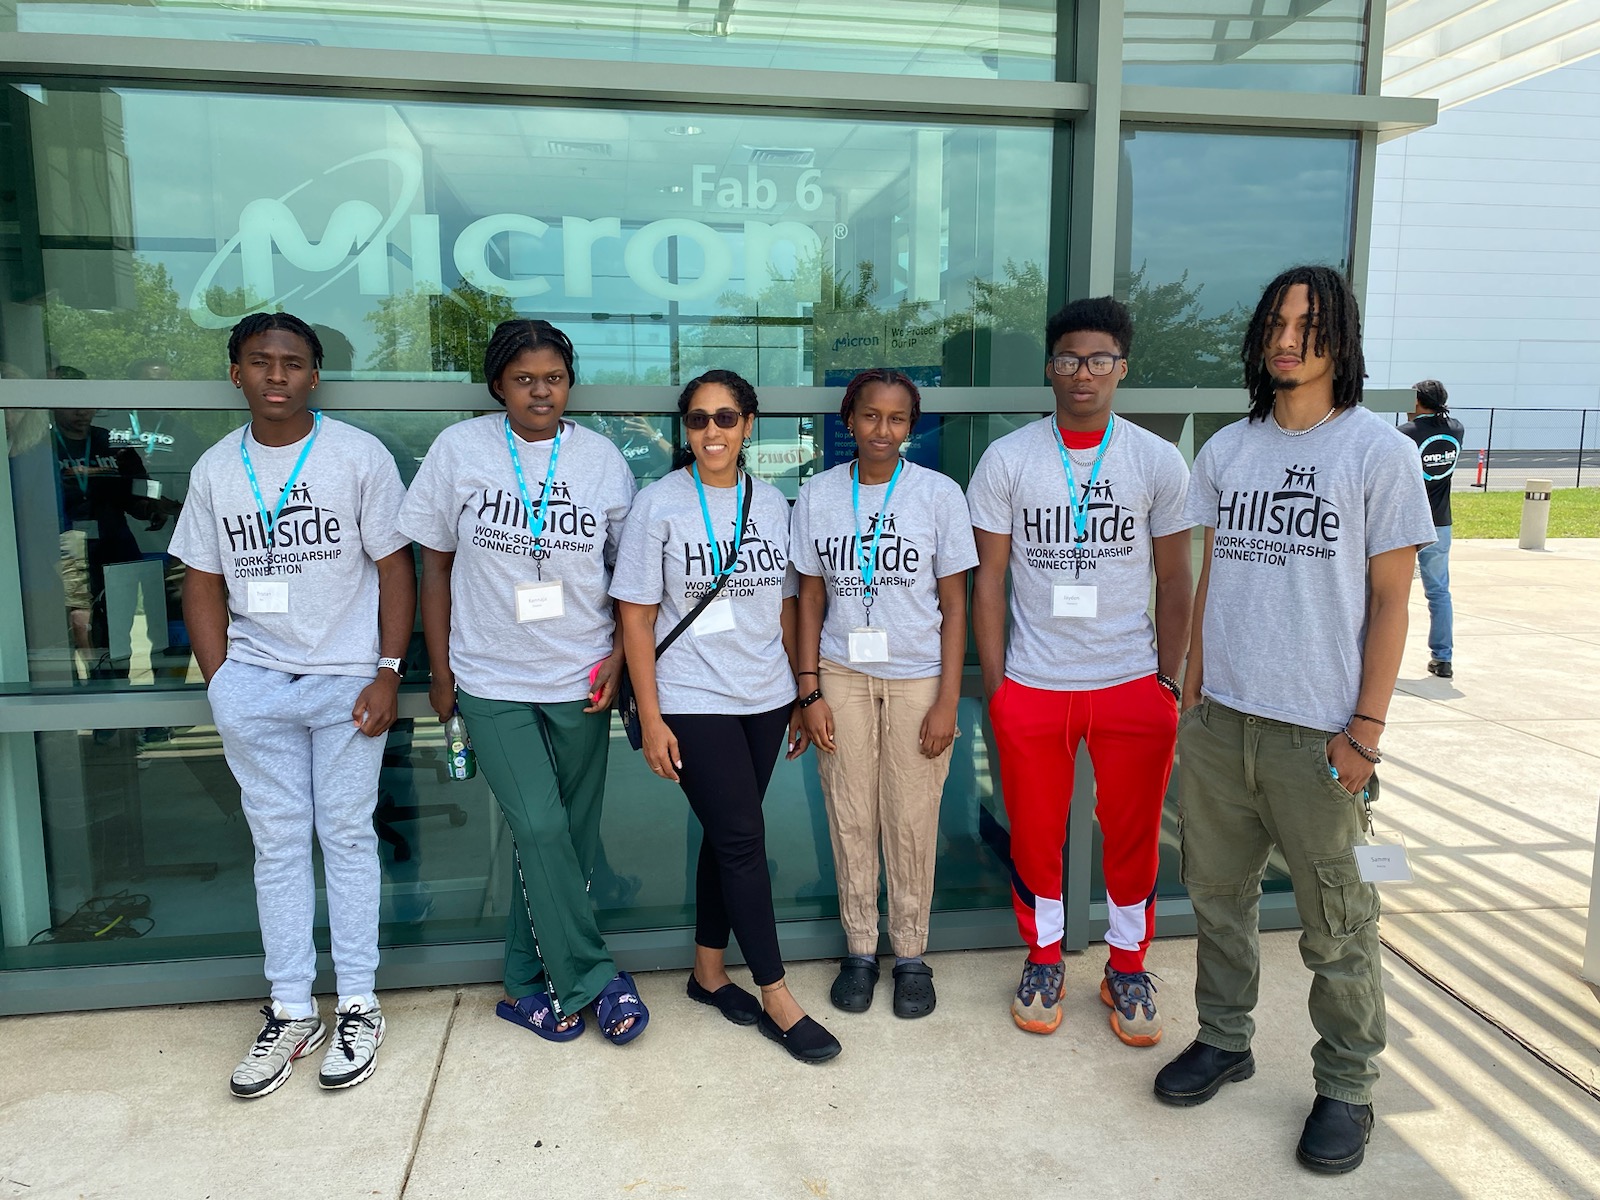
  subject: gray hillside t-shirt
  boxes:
[1184,404,1436,732]
[168,416,409,677]
[792,460,978,680]
[398,416,636,703]
[967,416,1191,691]
[609,470,797,715]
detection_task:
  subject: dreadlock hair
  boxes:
[1242,265,1365,423]
[227,312,324,369]
[673,368,758,472]
[839,368,922,426]
[1045,296,1135,357]
[1413,379,1449,412]
[483,319,577,405]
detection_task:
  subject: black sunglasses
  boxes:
[682,408,744,431]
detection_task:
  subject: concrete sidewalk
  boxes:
[2,539,1598,1200]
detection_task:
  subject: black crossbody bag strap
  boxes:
[653,476,754,660]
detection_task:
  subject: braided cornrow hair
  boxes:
[1242,265,1365,423]
[839,368,922,426]
[483,319,577,405]
[672,368,758,472]
[227,312,324,368]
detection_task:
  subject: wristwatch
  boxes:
[378,656,406,677]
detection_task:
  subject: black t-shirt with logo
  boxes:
[1398,411,1465,527]
[53,424,149,567]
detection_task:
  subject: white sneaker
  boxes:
[318,997,385,1090]
[230,1001,326,1099]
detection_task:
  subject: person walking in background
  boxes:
[793,368,977,1020]
[1398,380,1463,680]
[1157,266,1434,1174]
[172,313,414,1099]
[400,319,648,1047]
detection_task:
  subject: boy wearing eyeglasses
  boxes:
[968,296,1193,1046]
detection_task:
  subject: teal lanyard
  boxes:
[53,428,94,495]
[239,412,321,564]
[1051,414,1114,578]
[692,463,745,581]
[504,417,564,557]
[851,457,904,623]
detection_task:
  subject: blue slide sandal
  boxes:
[594,971,650,1046]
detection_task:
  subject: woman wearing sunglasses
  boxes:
[611,369,842,1064]
[792,369,978,1019]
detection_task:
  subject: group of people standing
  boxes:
[170,260,1435,1177]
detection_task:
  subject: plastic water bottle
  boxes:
[445,709,476,781]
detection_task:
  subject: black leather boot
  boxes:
[1152,1039,1255,1106]
[1296,1095,1375,1174]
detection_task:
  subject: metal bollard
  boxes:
[1519,478,1552,550]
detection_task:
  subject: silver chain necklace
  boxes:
[1272,405,1337,437]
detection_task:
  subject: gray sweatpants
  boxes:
[208,659,385,1009]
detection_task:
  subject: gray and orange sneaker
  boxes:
[1101,963,1162,1047]
[1012,959,1065,1034]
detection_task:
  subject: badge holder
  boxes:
[515,579,565,622]
[848,588,889,663]
[247,569,290,614]
[1052,583,1098,618]
[1354,829,1412,884]
[692,594,737,637]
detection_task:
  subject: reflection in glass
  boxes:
[0,84,1052,391]
[1123,0,1366,93]
[5,0,1056,80]
[1114,127,1357,388]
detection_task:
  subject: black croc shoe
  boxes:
[891,962,936,1018]
[1297,1096,1374,1174]
[1153,1040,1256,1106]
[686,974,760,1026]
[829,958,879,1013]
[758,1012,842,1063]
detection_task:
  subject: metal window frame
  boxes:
[0,5,1432,1010]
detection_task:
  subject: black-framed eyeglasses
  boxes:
[1048,353,1125,377]
[682,408,744,431]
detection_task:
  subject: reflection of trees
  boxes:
[1118,263,1248,389]
[42,259,246,381]
[363,283,518,380]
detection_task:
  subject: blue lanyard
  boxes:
[1051,414,1115,574]
[504,416,563,549]
[691,463,744,580]
[240,412,321,560]
[851,458,904,620]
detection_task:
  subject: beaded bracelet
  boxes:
[1156,673,1182,701]
[1341,727,1382,764]
[797,689,824,709]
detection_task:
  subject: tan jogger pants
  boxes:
[816,659,954,958]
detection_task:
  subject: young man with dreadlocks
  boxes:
[1155,267,1433,1173]
[171,312,414,1098]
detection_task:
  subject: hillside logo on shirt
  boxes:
[1019,477,1138,572]
[1212,464,1340,566]
[683,514,788,599]
[812,509,923,597]
[223,482,346,577]
[472,481,599,559]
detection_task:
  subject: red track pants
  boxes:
[989,673,1178,974]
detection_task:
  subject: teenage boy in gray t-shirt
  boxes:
[169,314,414,1100]
[968,296,1193,1048]
[1154,267,1435,1177]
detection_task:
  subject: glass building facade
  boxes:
[0,0,1434,1013]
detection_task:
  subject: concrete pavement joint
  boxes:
[399,988,463,1200]
[1380,935,1600,1105]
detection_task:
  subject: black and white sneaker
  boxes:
[230,1001,326,1099]
[318,998,385,1090]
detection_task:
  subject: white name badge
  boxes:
[692,595,737,637]
[72,520,100,539]
[1052,584,1098,618]
[848,627,890,663]
[247,580,290,614]
[515,579,565,623]
[1354,838,1413,884]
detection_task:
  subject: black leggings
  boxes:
[665,705,791,987]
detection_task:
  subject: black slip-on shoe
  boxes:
[829,958,880,1013]
[1297,1096,1374,1174]
[891,961,936,1018]
[685,974,760,1026]
[1427,658,1453,679]
[1153,1039,1256,1106]
[758,1012,842,1063]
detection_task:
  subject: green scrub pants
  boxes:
[456,689,616,1020]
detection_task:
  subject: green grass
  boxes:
[1452,489,1600,539]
